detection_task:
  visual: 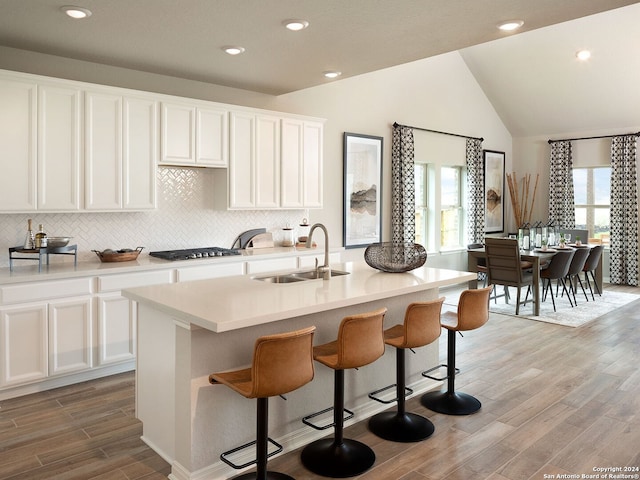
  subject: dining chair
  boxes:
[582,245,604,300]
[484,238,534,315]
[539,249,575,312]
[564,247,591,304]
[468,242,505,303]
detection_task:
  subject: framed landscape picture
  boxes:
[343,132,383,248]
[483,150,505,233]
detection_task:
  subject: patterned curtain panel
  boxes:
[391,125,415,244]
[548,141,575,228]
[609,134,639,286]
[466,138,484,243]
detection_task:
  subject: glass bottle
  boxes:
[35,224,48,248]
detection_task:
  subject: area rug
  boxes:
[441,287,640,328]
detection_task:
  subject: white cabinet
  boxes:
[38,83,82,211]
[86,91,157,210]
[97,294,136,366]
[48,297,93,375]
[161,101,228,167]
[0,77,37,211]
[228,112,281,209]
[281,119,323,208]
[0,304,48,387]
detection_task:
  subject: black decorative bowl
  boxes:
[364,242,427,273]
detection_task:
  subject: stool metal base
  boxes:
[368,411,434,442]
[301,438,375,478]
[421,390,481,415]
[231,472,294,480]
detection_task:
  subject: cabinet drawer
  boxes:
[98,270,173,292]
[0,278,93,305]
[176,263,244,282]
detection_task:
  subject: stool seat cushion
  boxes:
[383,298,445,349]
[441,286,492,332]
[313,308,386,370]
[210,326,316,399]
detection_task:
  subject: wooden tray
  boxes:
[93,247,144,262]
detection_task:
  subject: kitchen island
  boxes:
[123,261,475,480]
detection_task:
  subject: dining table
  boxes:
[467,244,603,316]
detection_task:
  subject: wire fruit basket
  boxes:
[93,247,144,263]
[364,242,427,273]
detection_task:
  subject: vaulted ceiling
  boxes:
[1,0,638,137]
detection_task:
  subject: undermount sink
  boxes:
[253,269,350,283]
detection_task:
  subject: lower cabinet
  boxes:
[48,297,93,376]
[0,304,48,387]
[96,293,136,366]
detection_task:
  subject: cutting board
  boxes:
[248,232,274,249]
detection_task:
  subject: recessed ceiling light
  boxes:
[576,49,591,61]
[323,71,341,79]
[222,46,245,55]
[497,20,524,31]
[283,19,309,31]
[60,6,92,19]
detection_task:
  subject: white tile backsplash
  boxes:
[0,167,309,268]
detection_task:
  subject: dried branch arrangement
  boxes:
[506,172,539,227]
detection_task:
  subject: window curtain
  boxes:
[548,141,575,227]
[391,125,415,244]
[466,138,484,243]
[609,134,639,286]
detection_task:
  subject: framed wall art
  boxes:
[483,149,505,233]
[343,132,383,248]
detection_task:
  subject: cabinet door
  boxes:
[97,294,136,365]
[0,304,47,387]
[161,102,196,165]
[196,107,228,167]
[302,121,323,208]
[85,91,123,210]
[48,297,92,376]
[255,114,280,208]
[123,96,157,209]
[229,111,255,208]
[281,118,304,208]
[0,77,37,211]
[38,84,82,211]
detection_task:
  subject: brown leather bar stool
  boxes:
[209,326,316,480]
[421,286,492,415]
[368,297,445,442]
[301,307,386,478]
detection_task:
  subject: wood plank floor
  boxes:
[1,284,639,480]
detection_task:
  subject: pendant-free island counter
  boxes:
[123,261,475,480]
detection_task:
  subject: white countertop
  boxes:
[123,261,475,333]
[0,246,337,285]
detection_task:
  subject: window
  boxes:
[573,167,610,242]
[441,166,464,248]
[414,164,428,246]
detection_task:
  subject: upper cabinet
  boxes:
[85,91,157,211]
[219,111,324,210]
[160,101,228,167]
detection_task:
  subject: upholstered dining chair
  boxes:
[539,249,575,312]
[484,237,534,315]
[564,247,591,304]
[582,245,604,300]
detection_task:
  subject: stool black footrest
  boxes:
[422,363,460,382]
[368,383,413,404]
[220,437,283,470]
[302,406,354,431]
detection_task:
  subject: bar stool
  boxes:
[301,307,386,478]
[368,298,445,442]
[421,286,492,415]
[209,326,316,480]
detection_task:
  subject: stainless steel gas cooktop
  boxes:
[149,247,241,261]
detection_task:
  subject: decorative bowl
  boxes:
[364,242,427,273]
[47,237,72,248]
[93,247,144,263]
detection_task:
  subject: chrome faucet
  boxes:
[306,223,331,280]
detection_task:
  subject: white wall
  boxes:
[0,47,512,270]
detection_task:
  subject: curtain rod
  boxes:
[548,132,640,144]
[393,122,483,142]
